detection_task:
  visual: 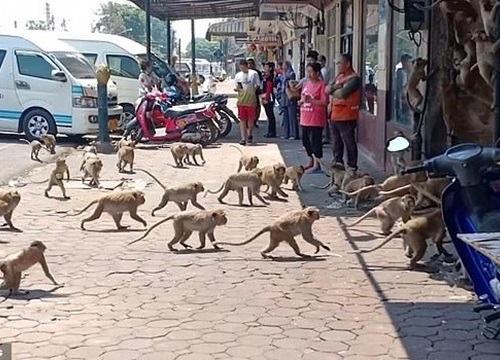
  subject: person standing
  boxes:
[234,59,260,145]
[247,58,262,129]
[327,53,362,170]
[262,62,277,138]
[319,54,332,145]
[138,60,161,94]
[280,61,299,140]
[300,62,329,173]
[395,54,413,124]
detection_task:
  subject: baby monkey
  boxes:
[0,189,22,231]
[229,145,259,172]
[45,158,71,199]
[215,207,330,259]
[183,143,206,166]
[0,241,60,295]
[128,209,228,251]
[171,143,189,167]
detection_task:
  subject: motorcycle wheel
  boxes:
[196,121,218,147]
[217,112,232,137]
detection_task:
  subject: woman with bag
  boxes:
[280,61,300,140]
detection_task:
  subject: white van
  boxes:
[56,32,180,128]
[0,31,122,141]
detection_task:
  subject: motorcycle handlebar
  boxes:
[400,165,426,175]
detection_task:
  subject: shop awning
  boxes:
[128,0,260,21]
[206,19,249,41]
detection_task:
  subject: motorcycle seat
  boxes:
[164,104,206,118]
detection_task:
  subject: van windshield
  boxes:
[137,53,175,78]
[52,52,96,79]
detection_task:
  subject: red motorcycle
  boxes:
[124,90,220,146]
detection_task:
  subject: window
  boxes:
[16,52,59,80]
[137,53,175,78]
[0,50,6,69]
[106,55,141,79]
[326,7,337,72]
[52,52,96,79]
[361,0,379,115]
[340,0,354,54]
[82,53,98,64]
[391,0,421,126]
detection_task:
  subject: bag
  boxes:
[286,81,301,100]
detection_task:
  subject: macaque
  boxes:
[116,145,135,173]
[44,158,70,199]
[19,139,47,161]
[205,171,269,206]
[183,143,206,166]
[171,143,189,168]
[229,145,259,172]
[39,134,56,154]
[0,189,21,231]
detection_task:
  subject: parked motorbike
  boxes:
[124,90,220,147]
[165,85,239,137]
[388,137,500,339]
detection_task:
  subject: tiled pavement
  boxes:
[0,113,499,359]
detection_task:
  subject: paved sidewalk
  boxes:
[0,122,497,360]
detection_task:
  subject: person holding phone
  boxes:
[234,59,261,145]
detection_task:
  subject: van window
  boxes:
[16,52,59,80]
[137,53,174,78]
[52,52,96,79]
[0,50,6,69]
[83,53,98,64]
[106,55,140,79]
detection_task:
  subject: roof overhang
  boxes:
[206,18,249,41]
[128,0,260,21]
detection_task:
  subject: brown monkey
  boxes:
[471,30,495,87]
[229,145,259,172]
[135,168,205,214]
[215,207,330,258]
[406,58,429,110]
[339,175,376,209]
[82,154,103,186]
[346,194,416,235]
[358,210,451,270]
[19,139,48,161]
[311,162,345,193]
[283,165,305,191]
[44,158,70,199]
[128,209,228,251]
[257,164,289,199]
[80,145,98,155]
[69,190,147,230]
[170,143,189,167]
[0,189,21,231]
[39,134,56,154]
[113,138,136,150]
[183,143,206,166]
[205,171,269,206]
[116,145,135,173]
[411,177,451,207]
[0,241,60,295]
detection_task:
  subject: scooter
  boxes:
[125,90,220,147]
[388,137,500,339]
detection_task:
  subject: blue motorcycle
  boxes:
[388,138,500,339]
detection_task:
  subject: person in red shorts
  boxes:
[234,59,260,145]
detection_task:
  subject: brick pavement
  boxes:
[0,118,498,360]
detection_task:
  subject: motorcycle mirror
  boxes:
[386,136,410,153]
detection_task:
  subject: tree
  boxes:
[94,2,177,58]
[185,38,221,60]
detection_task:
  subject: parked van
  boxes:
[0,31,122,141]
[56,32,180,129]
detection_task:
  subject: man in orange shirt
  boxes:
[327,54,362,170]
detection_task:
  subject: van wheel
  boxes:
[22,109,57,142]
[119,104,135,131]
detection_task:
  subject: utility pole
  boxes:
[190,19,198,96]
[495,0,500,146]
[145,0,151,62]
[166,19,172,65]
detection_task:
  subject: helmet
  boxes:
[165,73,178,87]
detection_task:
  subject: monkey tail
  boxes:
[360,228,407,253]
[135,168,166,190]
[378,184,412,196]
[411,182,442,204]
[215,225,272,246]
[310,182,331,189]
[66,199,99,216]
[346,207,377,227]
[128,215,175,245]
[18,139,31,145]
[343,184,378,197]
[204,183,225,197]
[228,144,243,155]
[30,178,49,184]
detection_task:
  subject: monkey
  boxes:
[39,134,56,155]
[214,207,330,259]
[229,145,259,172]
[19,139,48,161]
[311,162,345,191]
[68,190,147,230]
[257,164,289,199]
[345,194,416,235]
[205,170,269,206]
[113,138,136,151]
[134,168,205,214]
[471,30,494,87]
[379,177,451,208]
[479,0,499,39]
[116,145,135,173]
[80,145,98,155]
[81,156,103,187]
[283,165,305,191]
[357,210,451,270]
[128,209,228,251]
[44,158,70,199]
[170,143,189,167]
[0,189,21,231]
[339,175,376,209]
[0,241,60,295]
[183,143,206,166]
[79,151,99,172]
[286,80,302,99]
[387,131,409,175]
[406,58,429,111]
[414,0,478,22]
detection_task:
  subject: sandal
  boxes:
[239,140,246,146]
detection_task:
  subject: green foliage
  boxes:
[95,1,177,57]
[185,38,221,61]
[25,20,50,30]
